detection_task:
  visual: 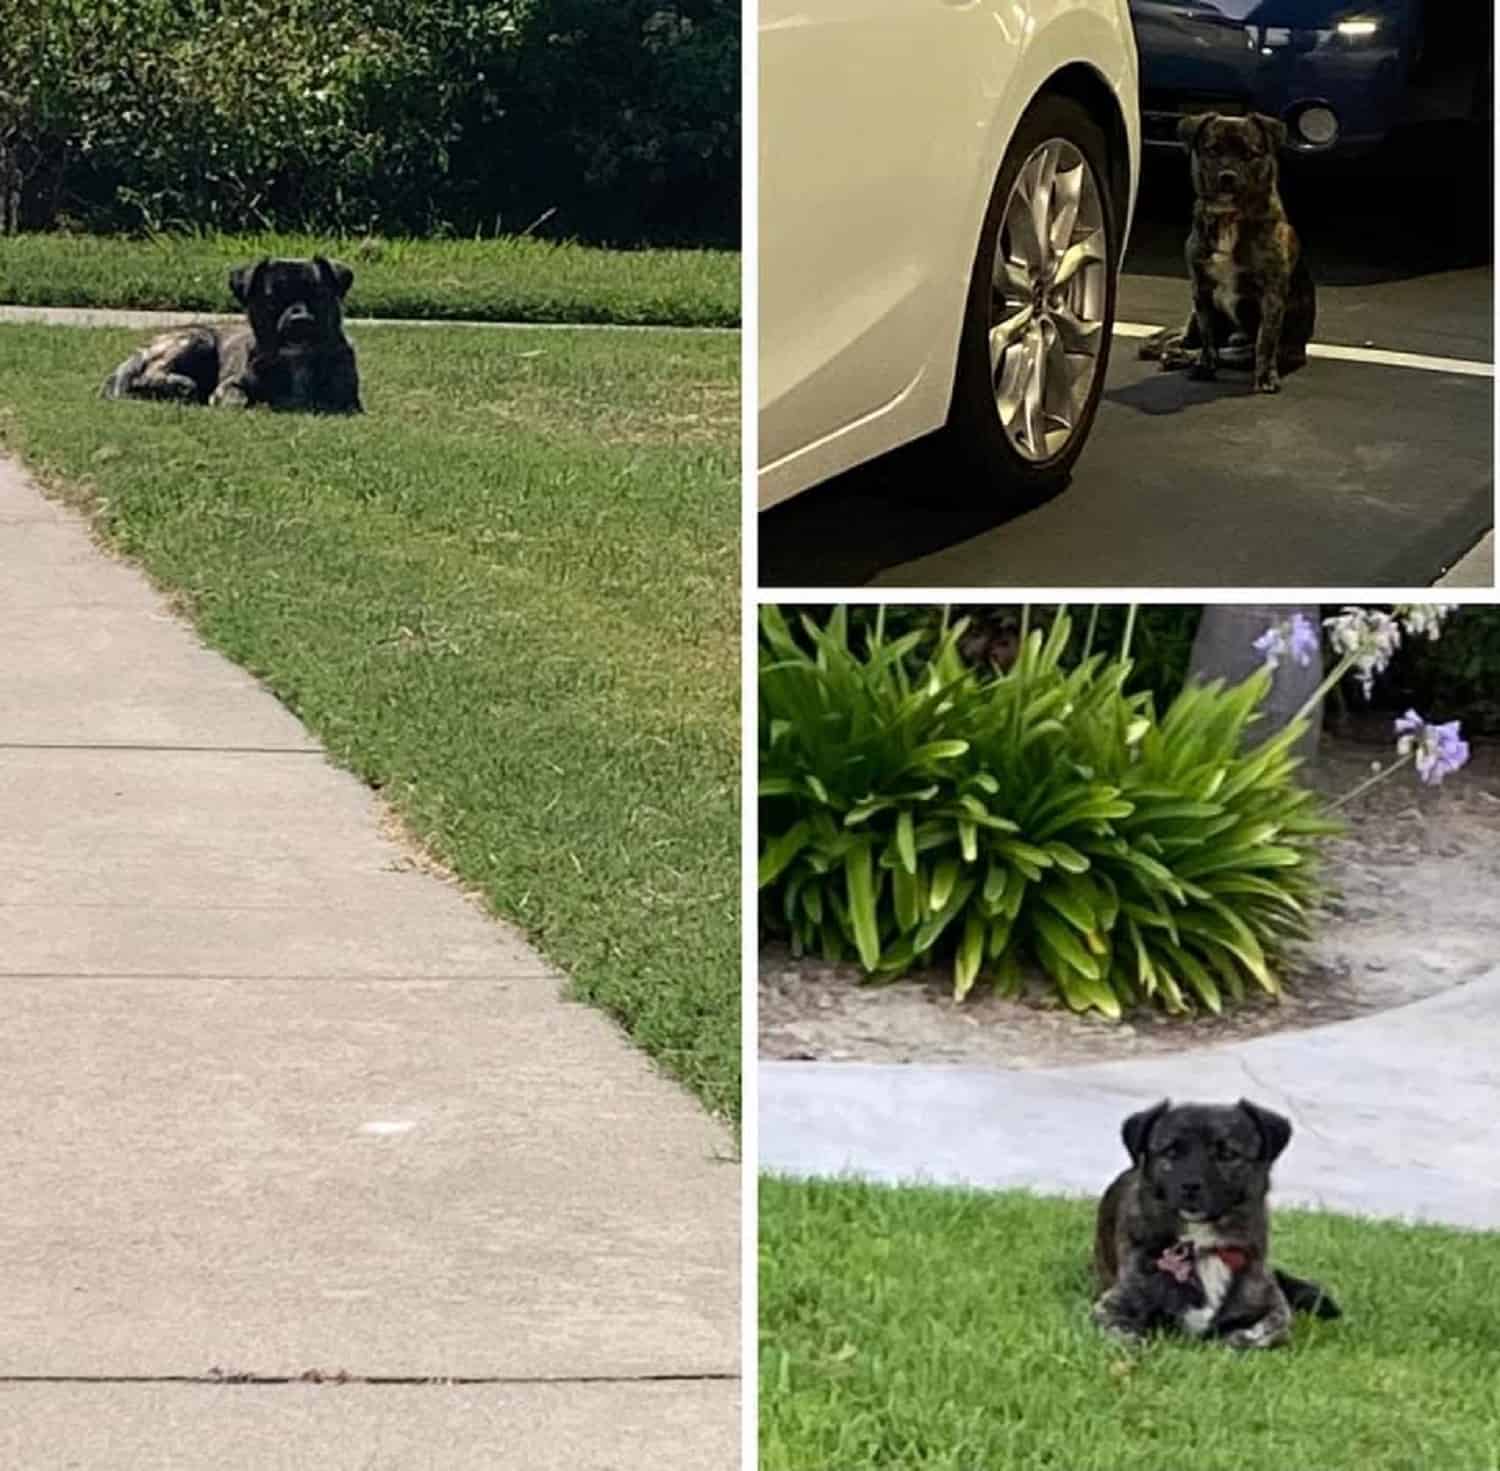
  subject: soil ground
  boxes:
[759,735,1500,1068]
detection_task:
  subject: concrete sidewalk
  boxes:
[0,457,738,1467]
[761,966,1500,1231]
[1434,528,1495,588]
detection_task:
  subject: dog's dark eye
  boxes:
[1214,1142,1238,1162]
[1161,1142,1184,1160]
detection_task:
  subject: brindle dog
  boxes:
[102,255,361,412]
[1139,113,1316,394]
[1092,1099,1340,1350]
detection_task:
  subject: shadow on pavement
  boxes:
[757,436,1067,588]
[1105,359,1312,417]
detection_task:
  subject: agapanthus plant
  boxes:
[1253,603,1472,805]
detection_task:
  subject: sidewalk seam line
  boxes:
[0,972,555,982]
[0,1373,740,1386]
[0,742,323,753]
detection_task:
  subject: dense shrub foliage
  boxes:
[759,607,1342,1016]
[780,604,1500,737]
[0,0,738,245]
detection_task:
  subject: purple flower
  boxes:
[1252,625,1287,669]
[1394,710,1470,786]
[1287,613,1319,668]
[1254,612,1320,672]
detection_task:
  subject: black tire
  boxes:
[941,93,1121,501]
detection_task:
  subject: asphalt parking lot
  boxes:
[759,126,1494,589]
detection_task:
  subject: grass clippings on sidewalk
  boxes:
[760,1175,1500,1471]
[0,232,739,327]
[0,320,739,1122]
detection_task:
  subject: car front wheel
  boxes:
[943,94,1120,500]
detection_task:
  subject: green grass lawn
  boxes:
[0,232,739,327]
[0,321,740,1122]
[760,1175,1500,1470]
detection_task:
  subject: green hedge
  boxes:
[0,0,738,247]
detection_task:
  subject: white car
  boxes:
[759,0,1141,510]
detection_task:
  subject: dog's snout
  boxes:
[1216,170,1237,192]
[282,302,313,323]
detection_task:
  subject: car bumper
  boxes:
[1132,1,1414,156]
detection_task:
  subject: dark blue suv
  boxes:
[1131,1,1491,156]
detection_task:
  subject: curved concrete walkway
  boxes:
[0,455,737,1467]
[761,966,1500,1230]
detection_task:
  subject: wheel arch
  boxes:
[1033,62,1135,253]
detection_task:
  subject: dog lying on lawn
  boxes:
[1139,113,1316,394]
[101,255,361,412]
[1092,1098,1340,1349]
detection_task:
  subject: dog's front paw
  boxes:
[1255,369,1282,395]
[209,381,252,409]
[1188,357,1218,382]
[1091,1297,1147,1347]
[1224,1322,1289,1351]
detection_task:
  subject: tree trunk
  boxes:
[1187,605,1323,760]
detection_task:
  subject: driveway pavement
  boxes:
[0,457,738,1468]
[760,965,1500,1231]
[760,140,1494,589]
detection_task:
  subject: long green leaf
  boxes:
[1033,911,1101,980]
[954,911,985,1000]
[844,841,881,971]
[759,820,811,887]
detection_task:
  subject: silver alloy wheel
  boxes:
[990,138,1108,463]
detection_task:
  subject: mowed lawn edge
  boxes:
[0,320,741,1123]
[759,1174,1500,1471]
[0,232,740,328]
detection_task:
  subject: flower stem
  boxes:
[1081,604,1100,663]
[1329,750,1414,810]
[1289,649,1359,728]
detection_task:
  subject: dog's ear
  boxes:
[1122,1099,1171,1165]
[1251,113,1288,152]
[315,255,354,299]
[1238,1099,1293,1163]
[228,258,268,305]
[1177,113,1212,150]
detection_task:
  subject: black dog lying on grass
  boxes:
[101,255,362,413]
[1140,113,1316,394]
[1093,1098,1341,1349]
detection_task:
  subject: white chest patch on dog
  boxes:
[1180,1223,1233,1338]
[1207,219,1240,318]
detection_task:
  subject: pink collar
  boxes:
[1156,1241,1252,1281]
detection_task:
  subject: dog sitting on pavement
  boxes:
[1092,1098,1340,1349]
[101,255,362,413]
[1139,113,1316,394]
